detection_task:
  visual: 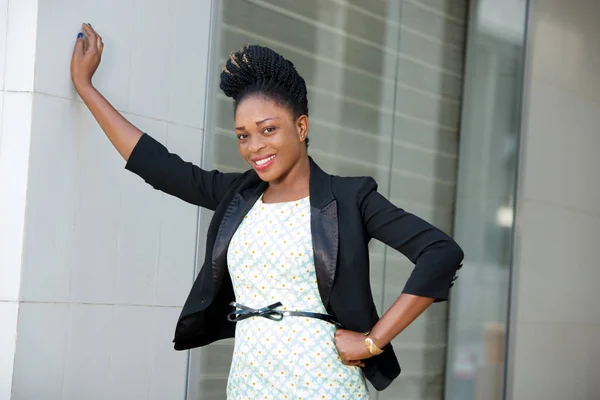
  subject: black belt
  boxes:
[227,302,342,328]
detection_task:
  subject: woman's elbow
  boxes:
[449,241,464,266]
[445,241,464,287]
[445,239,464,273]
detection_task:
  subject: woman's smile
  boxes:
[252,154,276,171]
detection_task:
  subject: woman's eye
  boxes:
[236,134,248,140]
[263,127,276,134]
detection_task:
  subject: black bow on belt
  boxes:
[227,301,342,327]
[227,301,285,322]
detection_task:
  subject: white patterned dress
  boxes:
[226,195,370,400]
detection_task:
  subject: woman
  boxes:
[71,24,463,399]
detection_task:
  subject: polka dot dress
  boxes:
[226,195,370,400]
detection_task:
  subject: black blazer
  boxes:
[125,133,464,391]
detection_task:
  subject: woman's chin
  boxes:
[255,169,279,183]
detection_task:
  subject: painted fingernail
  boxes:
[77,32,83,39]
[87,23,92,27]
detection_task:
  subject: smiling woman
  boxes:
[221,45,311,199]
[71,22,463,399]
[233,98,308,189]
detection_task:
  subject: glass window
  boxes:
[444,1,528,400]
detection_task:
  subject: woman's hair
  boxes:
[220,45,309,147]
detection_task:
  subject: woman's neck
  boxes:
[263,155,310,203]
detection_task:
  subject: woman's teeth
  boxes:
[255,155,275,165]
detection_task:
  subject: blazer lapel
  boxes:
[308,158,339,309]
[211,179,267,294]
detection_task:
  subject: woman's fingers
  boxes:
[84,24,104,55]
[81,23,97,53]
[71,23,103,89]
[73,33,84,57]
[97,35,104,54]
[348,360,365,368]
[341,359,365,368]
[90,26,103,52]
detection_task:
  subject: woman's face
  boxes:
[235,95,308,182]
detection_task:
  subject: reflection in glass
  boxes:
[444,0,527,400]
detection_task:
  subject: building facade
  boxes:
[1,0,599,399]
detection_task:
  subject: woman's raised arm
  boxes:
[69,23,242,209]
[71,23,141,160]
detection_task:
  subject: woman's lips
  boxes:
[253,155,275,171]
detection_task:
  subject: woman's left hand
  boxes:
[334,329,375,368]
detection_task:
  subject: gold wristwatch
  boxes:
[364,331,384,355]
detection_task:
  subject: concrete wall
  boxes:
[0,0,213,399]
[508,0,600,399]
[0,0,39,398]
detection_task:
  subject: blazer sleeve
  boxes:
[125,133,243,210]
[358,177,464,302]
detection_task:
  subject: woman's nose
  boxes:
[247,136,266,153]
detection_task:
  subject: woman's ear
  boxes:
[297,115,309,142]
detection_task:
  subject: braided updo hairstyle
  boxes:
[220,45,310,147]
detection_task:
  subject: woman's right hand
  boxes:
[70,23,104,91]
